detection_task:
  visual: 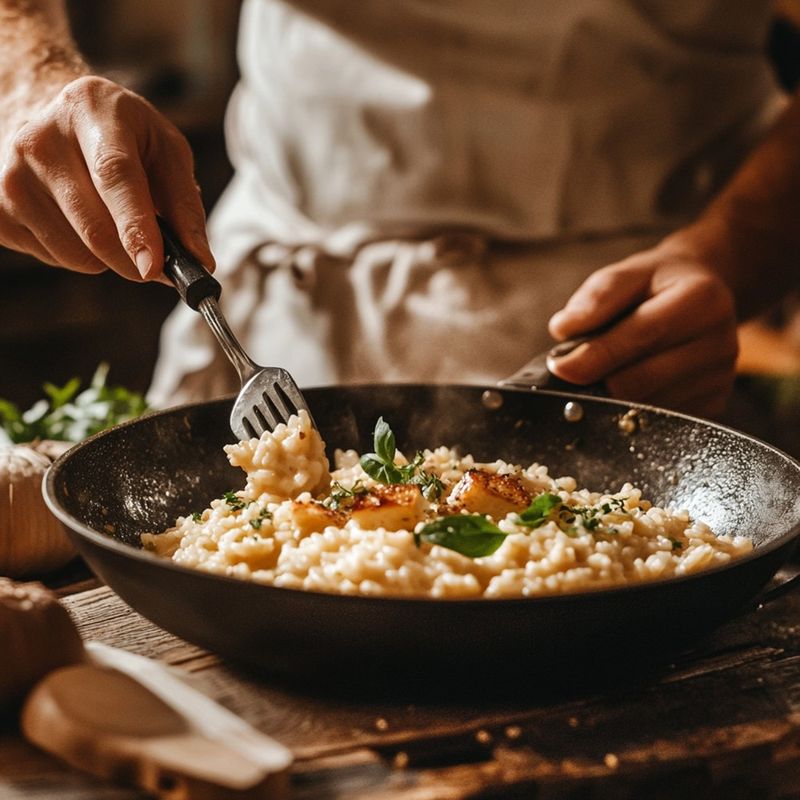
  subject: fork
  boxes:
[158,217,313,440]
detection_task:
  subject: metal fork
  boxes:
[158,218,313,440]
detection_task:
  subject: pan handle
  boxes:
[498,336,606,394]
[751,563,800,609]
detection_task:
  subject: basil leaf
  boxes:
[373,417,396,464]
[360,454,403,484]
[518,493,562,528]
[418,515,507,558]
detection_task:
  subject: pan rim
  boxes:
[43,384,800,607]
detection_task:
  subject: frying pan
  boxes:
[43,385,800,679]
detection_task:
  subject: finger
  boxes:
[604,326,738,402]
[0,217,61,266]
[547,280,730,385]
[24,192,127,276]
[149,129,215,270]
[74,120,163,279]
[23,147,143,279]
[548,258,652,340]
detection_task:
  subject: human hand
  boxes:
[546,239,739,418]
[0,75,214,281]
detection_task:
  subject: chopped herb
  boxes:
[669,537,683,551]
[191,512,202,522]
[222,491,247,511]
[416,515,507,558]
[249,507,273,529]
[410,469,445,501]
[325,480,370,510]
[517,493,562,528]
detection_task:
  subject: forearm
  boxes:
[664,93,800,319]
[0,0,88,143]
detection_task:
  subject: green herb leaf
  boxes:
[360,453,404,484]
[325,480,370,510]
[373,417,396,464]
[222,491,247,511]
[518,493,562,528]
[249,507,273,529]
[191,512,202,522]
[417,515,507,558]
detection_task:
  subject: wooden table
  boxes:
[2,566,800,800]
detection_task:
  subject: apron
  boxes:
[148,0,783,406]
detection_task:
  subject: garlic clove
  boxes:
[0,445,77,578]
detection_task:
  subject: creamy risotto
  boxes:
[141,411,753,598]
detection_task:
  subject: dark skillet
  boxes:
[43,385,800,680]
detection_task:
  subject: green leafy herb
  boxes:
[325,480,370,510]
[416,515,507,558]
[410,469,445,501]
[359,418,440,496]
[191,512,202,522]
[0,363,147,444]
[222,491,247,511]
[517,493,563,528]
[250,508,273,529]
[669,537,683,551]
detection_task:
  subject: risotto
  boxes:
[141,411,753,598]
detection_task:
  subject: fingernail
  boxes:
[134,248,154,278]
[549,340,590,360]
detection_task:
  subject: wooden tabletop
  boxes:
[2,566,800,800]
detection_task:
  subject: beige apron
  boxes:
[148,0,783,406]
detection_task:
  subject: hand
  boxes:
[546,239,739,418]
[0,75,214,281]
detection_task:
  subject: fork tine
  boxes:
[252,404,271,433]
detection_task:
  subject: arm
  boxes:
[547,94,800,418]
[0,0,214,281]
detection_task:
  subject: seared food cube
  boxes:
[350,484,426,531]
[447,469,531,519]
[290,501,348,536]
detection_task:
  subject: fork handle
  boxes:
[158,217,221,310]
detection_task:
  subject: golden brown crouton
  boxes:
[446,469,531,519]
[350,484,426,531]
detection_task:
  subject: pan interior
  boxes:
[49,385,800,554]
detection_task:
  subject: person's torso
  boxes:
[225,0,783,243]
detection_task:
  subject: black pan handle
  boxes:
[158,216,221,310]
[751,563,800,610]
[499,336,606,395]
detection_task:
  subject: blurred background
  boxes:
[1,0,800,454]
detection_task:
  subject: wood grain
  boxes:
[2,576,800,799]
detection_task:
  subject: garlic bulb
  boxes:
[0,445,76,577]
[0,578,84,707]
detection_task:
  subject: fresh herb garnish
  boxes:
[191,512,202,522]
[517,493,562,528]
[222,491,247,511]
[416,515,507,558]
[410,469,445,502]
[249,508,273,529]
[359,418,443,499]
[669,537,683,551]
[517,492,628,538]
[0,362,147,444]
[325,480,370,510]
